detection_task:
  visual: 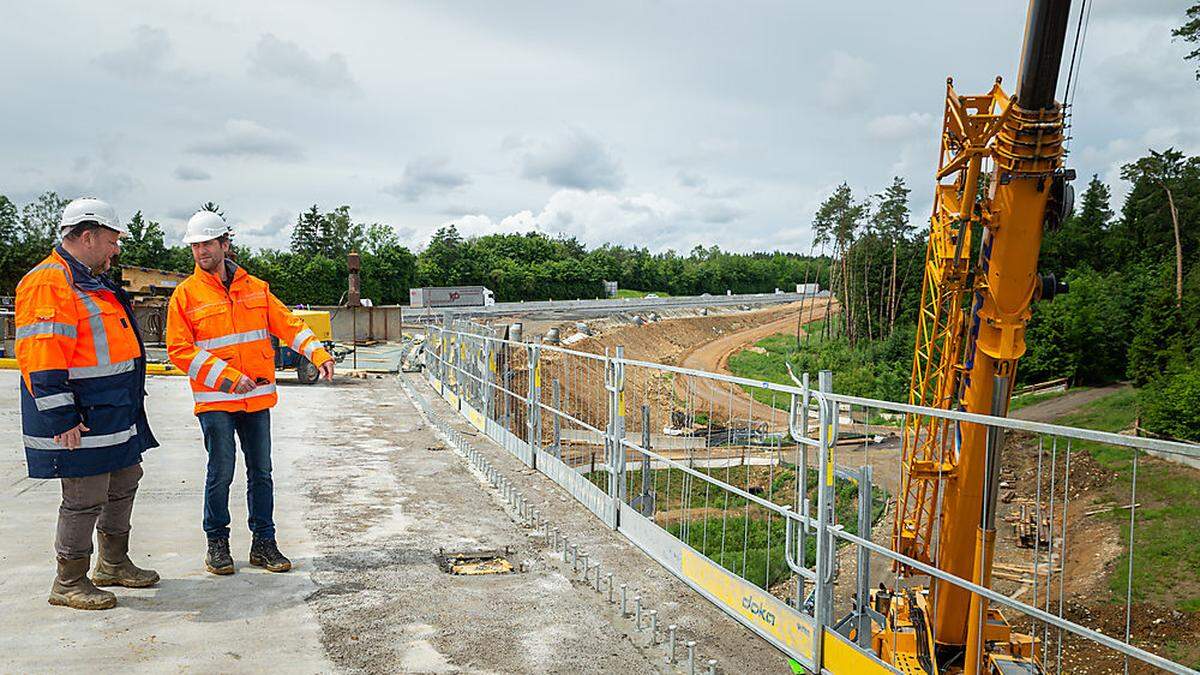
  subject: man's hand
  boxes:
[54,423,90,450]
[318,360,334,382]
[233,375,257,394]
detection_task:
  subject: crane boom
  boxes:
[877,1,1074,672]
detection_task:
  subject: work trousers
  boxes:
[198,409,275,541]
[55,463,144,560]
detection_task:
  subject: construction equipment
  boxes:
[874,1,1075,672]
[272,309,342,383]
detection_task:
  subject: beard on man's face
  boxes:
[195,248,224,272]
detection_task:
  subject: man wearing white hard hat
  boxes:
[14,197,160,610]
[167,209,333,576]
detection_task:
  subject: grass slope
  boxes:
[1052,388,1200,614]
[615,289,671,298]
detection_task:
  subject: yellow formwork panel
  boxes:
[1,357,185,376]
[291,309,333,341]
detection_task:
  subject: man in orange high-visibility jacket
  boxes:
[166,210,333,576]
[16,197,160,611]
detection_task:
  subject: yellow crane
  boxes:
[873,1,1075,672]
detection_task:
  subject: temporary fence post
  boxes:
[552,378,562,458]
[812,369,835,670]
[797,371,809,611]
[639,404,652,516]
[437,325,447,397]
[856,464,873,649]
[483,338,495,423]
[527,344,541,470]
[611,346,627,529]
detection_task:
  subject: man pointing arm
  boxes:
[166,209,332,576]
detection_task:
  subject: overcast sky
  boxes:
[2,1,1197,254]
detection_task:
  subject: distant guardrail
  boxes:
[426,290,827,319]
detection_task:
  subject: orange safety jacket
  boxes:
[15,247,158,478]
[165,259,332,415]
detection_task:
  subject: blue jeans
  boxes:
[198,410,275,541]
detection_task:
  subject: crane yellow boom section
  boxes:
[880,1,1072,670]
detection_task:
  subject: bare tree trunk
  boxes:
[879,254,889,335]
[889,241,899,333]
[796,264,811,350]
[894,243,919,326]
[862,241,874,342]
[824,258,837,340]
[841,251,852,344]
[1164,184,1184,309]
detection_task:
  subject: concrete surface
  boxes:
[0,369,331,673]
[340,342,409,373]
[0,369,793,673]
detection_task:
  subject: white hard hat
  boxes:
[60,197,125,236]
[183,210,233,244]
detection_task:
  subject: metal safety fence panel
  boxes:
[419,320,1200,675]
[531,340,616,526]
[426,323,617,525]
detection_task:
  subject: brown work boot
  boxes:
[205,537,235,575]
[92,532,160,588]
[49,557,117,610]
[249,537,292,573]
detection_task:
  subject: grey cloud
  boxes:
[93,25,198,82]
[818,51,873,111]
[93,25,170,78]
[518,128,624,190]
[228,210,291,242]
[260,210,292,236]
[500,134,528,151]
[165,206,195,221]
[174,165,212,181]
[54,173,138,202]
[395,226,418,244]
[384,156,470,202]
[1102,0,1184,18]
[248,34,360,93]
[697,201,745,224]
[866,112,934,142]
[266,210,292,234]
[677,170,707,189]
[187,119,304,161]
[54,142,139,201]
[677,169,745,200]
[439,204,483,216]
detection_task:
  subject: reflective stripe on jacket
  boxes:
[15,247,158,479]
[166,260,332,415]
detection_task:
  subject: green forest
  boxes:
[727,148,1200,442]
[2,144,1198,441]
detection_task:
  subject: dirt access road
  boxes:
[674,301,832,429]
[0,369,791,673]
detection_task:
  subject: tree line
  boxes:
[0,195,829,306]
[1022,150,1200,440]
[803,149,1200,440]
